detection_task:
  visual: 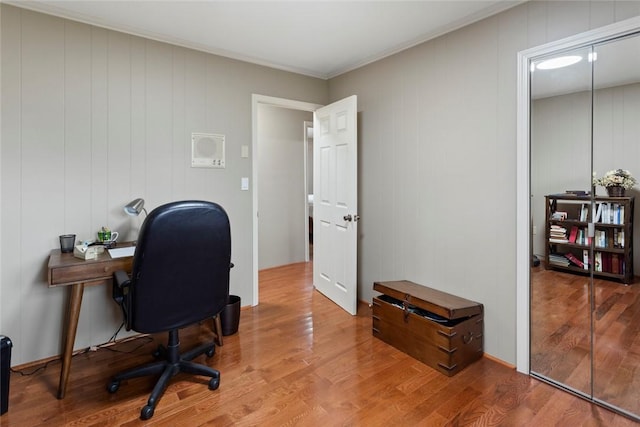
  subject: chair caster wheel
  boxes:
[206,346,215,358]
[107,380,120,393]
[140,405,154,420]
[209,377,220,390]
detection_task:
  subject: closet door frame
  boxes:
[516,16,640,375]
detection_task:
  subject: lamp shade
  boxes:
[124,198,145,216]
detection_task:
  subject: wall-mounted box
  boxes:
[191,133,225,168]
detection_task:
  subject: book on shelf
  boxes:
[612,253,620,274]
[549,224,568,243]
[580,203,589,221]
[601,203,610,224]
[583,249,590,270]
[564,252,584,268]
[598,202,625,225]
[612,204,624,224]
[565,190,590,196]
[575,228,591,246]
[602,252,611,273]
[550,232,567,239]
[607,203,617,224]
[593,203,603,223]
[549,253,570,267]
[614,229,624,248]
[594,230,607,248]
[595,252,602,272]
[549,238,569,243]
[568,226,578,243]
[551,211,568,220]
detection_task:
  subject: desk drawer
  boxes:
[49,257,132,286]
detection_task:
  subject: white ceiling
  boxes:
[6,0,524,79]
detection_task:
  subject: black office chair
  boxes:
[107,200,232,420]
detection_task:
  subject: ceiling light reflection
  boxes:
[535,55,582,70]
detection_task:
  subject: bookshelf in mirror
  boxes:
[545,194,635,284]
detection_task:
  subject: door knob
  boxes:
[343,214,352,222]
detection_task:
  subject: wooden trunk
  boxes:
[372,280,484,377]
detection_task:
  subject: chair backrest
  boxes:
[127,200,231,334]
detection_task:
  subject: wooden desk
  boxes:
[47,244,134,399]
[47,242,224,399]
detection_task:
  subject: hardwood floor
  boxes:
[531,265,640,418]
[3,262,639,426]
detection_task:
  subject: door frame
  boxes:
[515,16,640,374]
[251,94,323,306]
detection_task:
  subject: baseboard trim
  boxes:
[483,352,516,369]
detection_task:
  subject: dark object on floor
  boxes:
[108,200,233,420]
[1,335,12,415]
[532,255,540,267]
[220,295,241,336]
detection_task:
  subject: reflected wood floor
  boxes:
[4,262,638,426]
[531,265,640,417]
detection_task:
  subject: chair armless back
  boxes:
[127,200,231,334]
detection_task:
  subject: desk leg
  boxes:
[57,283,84,399]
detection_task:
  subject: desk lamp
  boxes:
[124,198,147,217]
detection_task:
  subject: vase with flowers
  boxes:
[593,169,637,197]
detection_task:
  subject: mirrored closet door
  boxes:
[529,28,640,420]
[591,34,640,415]
[530,44,594,398]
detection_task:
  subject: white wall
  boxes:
[257,105,312,269]
[0,5,328,365]
[328,1,640,364]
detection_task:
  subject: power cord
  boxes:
[9,322,152,376]
[10,359,58,376]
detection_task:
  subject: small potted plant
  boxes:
[593,169,637,197]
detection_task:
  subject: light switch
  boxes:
[241,145,249,158]
[241,177,249,191]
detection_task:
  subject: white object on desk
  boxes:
[108,246,136,258]
[73,244,98,260]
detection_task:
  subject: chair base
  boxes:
[107,329,219,420]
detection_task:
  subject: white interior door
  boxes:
[313,95,358,315]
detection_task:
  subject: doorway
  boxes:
[256,104,312,270]
[251,95,322,306]
[304,120,314,262]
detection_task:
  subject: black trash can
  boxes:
[220,295,241,336]
[1,335,12,415]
